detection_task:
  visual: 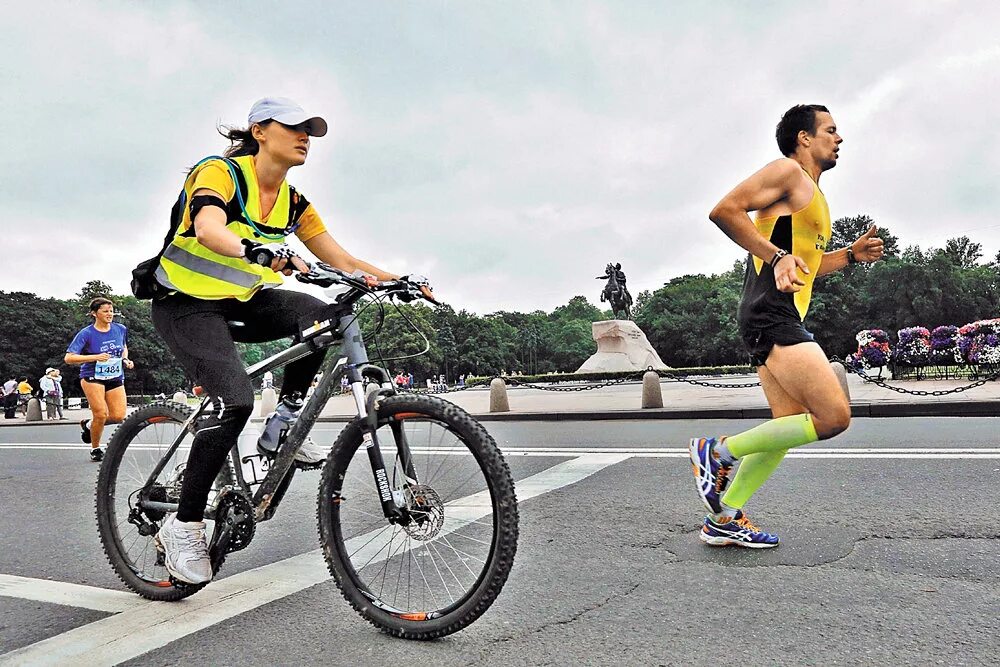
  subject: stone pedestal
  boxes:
[577,320,670,373]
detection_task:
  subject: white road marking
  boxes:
[0,575,143,613]
[0,453,628,667]
[4,443,1000,459]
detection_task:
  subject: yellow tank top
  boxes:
[738,171,831,326]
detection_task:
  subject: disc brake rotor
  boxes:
[401,484,444,541]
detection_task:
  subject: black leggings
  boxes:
[152,289,328,522]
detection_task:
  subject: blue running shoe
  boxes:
[699,511,779,548]
[688,437,733,514]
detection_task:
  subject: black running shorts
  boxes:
[740,320,815,367]
[81,377,125,390]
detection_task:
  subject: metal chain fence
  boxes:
[402,358,1000,397]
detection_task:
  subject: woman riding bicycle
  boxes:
[149,97,427,585]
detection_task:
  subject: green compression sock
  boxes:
[721,450,788,509]
[724,413,818,458]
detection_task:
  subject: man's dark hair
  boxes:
[776,104,829,156]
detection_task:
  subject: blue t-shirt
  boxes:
[67,323,129,380]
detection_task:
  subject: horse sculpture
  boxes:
[597,262,633,320]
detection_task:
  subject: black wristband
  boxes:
[770,249,788,268]
[847,247,858,264]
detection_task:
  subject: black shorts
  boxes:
[740,321,815,367]
[81,377,124,390]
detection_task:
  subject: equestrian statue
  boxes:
[596,262,633,320]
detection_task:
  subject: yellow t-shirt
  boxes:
[188,159,328,243]
[17,381,32,395]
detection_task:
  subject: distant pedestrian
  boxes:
[262,370,274,390]
[2,377,16,419]
[407,371,414,388]
[65,297,135,462]
[52,369,66,419]
[16,377,32,415]
[39,368,60,420]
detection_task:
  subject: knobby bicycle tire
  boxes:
[317,394,518,639]
[95,400,232,601]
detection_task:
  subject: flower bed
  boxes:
[958,319,1000,364]
[894,327,930,366]
[847,329,891,370]
[929,325,962,365]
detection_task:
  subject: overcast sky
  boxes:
[3,1,999,314]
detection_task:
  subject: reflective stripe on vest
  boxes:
[156,155,293,301]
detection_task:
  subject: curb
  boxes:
[312,400,999,423]
[2,401,996,428]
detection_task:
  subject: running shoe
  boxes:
[80,419,92,444]
[155,514,213,584]
[89,447,104,462]
[699,510,779,548]
[294,436,329,469]
[688,436,733,514]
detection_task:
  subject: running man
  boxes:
[689,104,884,547]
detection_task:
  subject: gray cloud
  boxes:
[3,1,999,312]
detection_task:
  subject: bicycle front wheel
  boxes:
[317,394,518,639]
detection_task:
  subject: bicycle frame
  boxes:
[137,301,415,525]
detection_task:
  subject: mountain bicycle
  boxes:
[95,264,519,638]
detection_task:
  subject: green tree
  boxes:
[830,214,899,258]
[940,236,983,268]
[77,280,115,303]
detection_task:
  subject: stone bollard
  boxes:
[641,371,663,409]
[365,383,380,406]
[259,387,278,416]
[172,391,187,405]
[25,398,43,421]
[830,361,851,402]
[489,378,510,413]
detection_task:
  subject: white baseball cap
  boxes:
[247,97,328,137]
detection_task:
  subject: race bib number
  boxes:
[95,357,123,380]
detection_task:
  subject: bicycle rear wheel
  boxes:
[95,400,233,601]
[317,394,518,638]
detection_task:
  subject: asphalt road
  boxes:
[1,418,998,666]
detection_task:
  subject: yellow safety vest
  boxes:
[155,155,306,301]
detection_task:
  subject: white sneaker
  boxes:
[294,436,329,466]
[155,514,213,584]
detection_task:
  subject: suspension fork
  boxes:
[346,367,405,522]
[339,316,409,522]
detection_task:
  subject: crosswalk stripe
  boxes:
[0,454,628,666]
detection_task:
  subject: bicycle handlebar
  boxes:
[294,262,438,305]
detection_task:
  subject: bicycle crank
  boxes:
[208,487,256,568]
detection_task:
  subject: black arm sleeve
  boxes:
[189,194,228,226]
